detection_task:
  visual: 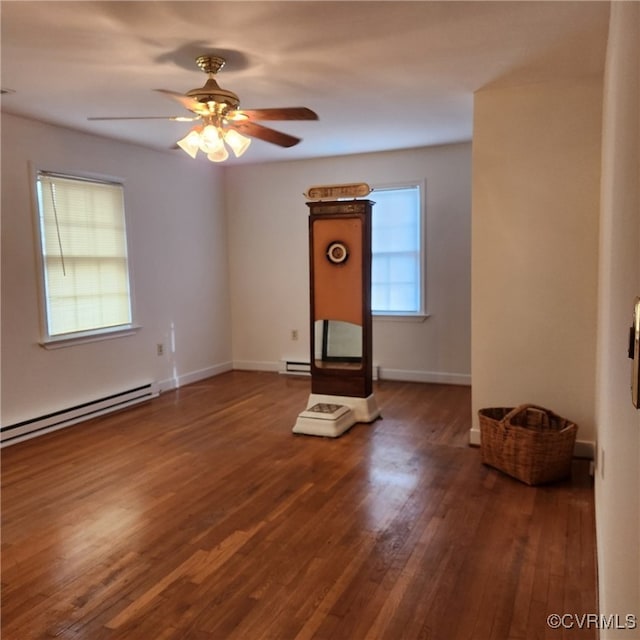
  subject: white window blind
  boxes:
[371,185,423,315]
[36,172,133,338]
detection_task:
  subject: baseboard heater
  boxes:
[1,383,157,447]
[281,360,311,375]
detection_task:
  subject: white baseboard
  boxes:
[380,368,471,386]
[158,361,233,393]
[238,360,467,385]
[469,427,595,460]
[233,360,282,373]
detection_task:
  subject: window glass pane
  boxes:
[371,284,389,311]
[371,185,422,314]
[371,254,390,282]
[389,284,419,312]
[388,253,418,280]
[36,173,133,337]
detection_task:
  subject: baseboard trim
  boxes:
[237,361,468,385]
[380,368,471,386]
[468,427,595,460]
[158,361,233,393]
[233,360,282,373]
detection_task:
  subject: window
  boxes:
[35,172,134,343]
[371,184,424,316]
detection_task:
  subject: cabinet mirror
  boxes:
[314,319,362,370]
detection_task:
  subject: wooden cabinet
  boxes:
[307,199,374,398]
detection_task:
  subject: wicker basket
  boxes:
[479,404,578,485]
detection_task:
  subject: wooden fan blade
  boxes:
[154,89,209,115]
[88,115,199,121]
[229,107,318,121]
[229,121,301,148]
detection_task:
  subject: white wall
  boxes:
[223,143,471,385]
[1,114,232,427]
[595,3,640,635]
[471,79,603,457]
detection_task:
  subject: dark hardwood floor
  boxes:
[1,371,597,639]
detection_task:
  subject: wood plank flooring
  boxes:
[1,371,597,639]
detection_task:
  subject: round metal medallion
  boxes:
[326,241,349,264]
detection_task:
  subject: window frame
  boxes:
[32,167,140,349]
[370,180,428,321]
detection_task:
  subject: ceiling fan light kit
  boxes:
[89,55,318,163]
[177,121,251,161]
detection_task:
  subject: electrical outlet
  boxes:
[291,329,299,341]
[157,343,164,356]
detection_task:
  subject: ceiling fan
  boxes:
[88,55,318,161]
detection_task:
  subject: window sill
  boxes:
[40,325,141,349]
[372,313,430,323]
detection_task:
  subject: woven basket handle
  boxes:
[502,404,551,425]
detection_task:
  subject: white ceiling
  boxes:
[1,1,610,165]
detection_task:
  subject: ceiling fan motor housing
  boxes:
[189,56,240,111]
[187,78,240,111]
